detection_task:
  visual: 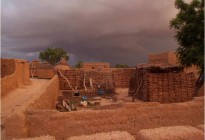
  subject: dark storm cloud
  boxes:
[1,0,178,66]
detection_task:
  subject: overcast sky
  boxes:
[1,0,179,66]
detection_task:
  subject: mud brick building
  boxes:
[36,62,55,79]
[149,51,178,65]
[81,62,110,69]
[1,58,30,96]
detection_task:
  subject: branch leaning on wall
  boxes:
[58,70,78,93]
[30,63,35,78]
[75,71,79,91]
[83,73,87,91]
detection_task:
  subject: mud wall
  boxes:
[1,59,30,96]
[28,75,60,110]
[26,97,204,140]
[113,68,135,88]
[59,68,134,90]
[81,62,110,69]
[36,69,55,79]
[4,75,60,140]
[148,51,177,65]
[59,68,114,90]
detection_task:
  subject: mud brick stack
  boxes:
[129,64,195,103]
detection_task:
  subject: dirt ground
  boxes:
[1,78,49,123]
[56,88,138,111]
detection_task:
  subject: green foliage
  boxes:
[74,61,83,68]
[39,47,69,65]
[170,0,204,95]
[115,64,129,68]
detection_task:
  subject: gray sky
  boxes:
[1,0,178,66]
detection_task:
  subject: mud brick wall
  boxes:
[129,68,195,103]
[1,59,30,96]
[36,69,55,79]
[149,51,178,65]
[113,68,135,88]
[58,68,114,90]
[59,68,134,90]
[26,98,204,140]
[81,62,110,69]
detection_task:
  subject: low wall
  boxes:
[136,125,204,140]
[4,76,60,140]
[1,59,30,96]
[36,69,55,79]
[59,68,134,90]
[59,68,114,90]
[26,97,204,140]
[28,75,60,110]
[113,68,135,88]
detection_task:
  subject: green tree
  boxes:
[170,0,204,96]
[75,61,83,68]
[115,64,129,68]
[39,47,69,65]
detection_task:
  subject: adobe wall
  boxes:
[4,75,60,140]
[59,68,134,90]
[81,62,110,69]
[149,52,168,64]
[113,68,135,88]
[1,59,30,96]
[167,51,178,65]
[59,68,114,90]
[26,97,204,140]
[148,51,177,65]
[28,75,60,110]
[136,125,204,140]
[36,69,55,79]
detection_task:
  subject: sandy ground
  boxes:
[1,78,49,123]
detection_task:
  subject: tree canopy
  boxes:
[170,0,204,95]
[39,47,69,65]
[74,61,83,68]
[115,64,129,68]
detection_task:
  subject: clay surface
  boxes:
[68,131,135,140]
[136,125,204,140]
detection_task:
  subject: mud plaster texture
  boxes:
[36,69,55,79]
[136,125,204,140]
[2,75,60,140]
[13,135,55,140]
[26,97,204,140]
[1,58,30,96]
[67,131,135,140]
